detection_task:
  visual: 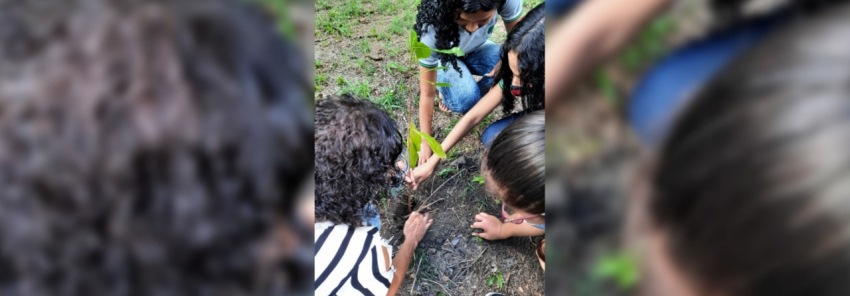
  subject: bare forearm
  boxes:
[545,0,672,107]
[418,67,437,135]
[502,222,545,238]
[387,240,417,296]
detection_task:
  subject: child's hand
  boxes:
[404,212,433,246]
[471,213,506,240]
[419,145,432,167]
[407,161,436,190]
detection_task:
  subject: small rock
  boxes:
[449,156,467,167]
[451,237,460,246]
[519,286,524,293]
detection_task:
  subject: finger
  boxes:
[471,232,479,237]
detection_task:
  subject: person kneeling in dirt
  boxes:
[409,3,545,186]
[472,111,546,269]
[315,95,434,296]
[413,0,525,167]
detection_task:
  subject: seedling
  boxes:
[402,29,460,212]
[486,271,504,289]
[472,174,485,186]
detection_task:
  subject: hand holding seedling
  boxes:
[471,213,505,240]
[405,158,438,190]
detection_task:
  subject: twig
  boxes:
[410,257,423,295]
[422,279,452,296]
[418,197,447,212]
[422,175,456,206]
[402,207,439,219]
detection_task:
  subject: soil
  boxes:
[315,0,546,295]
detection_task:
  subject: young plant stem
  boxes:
[407,40,416,214]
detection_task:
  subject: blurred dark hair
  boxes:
[651,3,850,295]
[0,0,312,294]
[484,111,544,215]
[494,2,544,115]
[414,0,505,75]
[314,95,403,227]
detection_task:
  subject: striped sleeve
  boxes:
[315,223,391,296]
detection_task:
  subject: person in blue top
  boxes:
[413,0,523,167]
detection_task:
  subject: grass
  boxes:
[340,78,372,98]
[441,116,461,137]
[386,62,409,74]
[357,39,370,55]
[412,249,438,281]
[373,87,403,111]
[437,167,458,178]
[472,174,485,186]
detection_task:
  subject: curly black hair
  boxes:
[414,0,505,75]
[315,95,404,227]
[493,3,544,115]
[0,0,312,294]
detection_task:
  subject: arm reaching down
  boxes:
[409,86,503,187]
[545,0,672,109]
[386,212,433,296]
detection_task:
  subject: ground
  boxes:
[315,0,545,295]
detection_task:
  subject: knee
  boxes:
[440,87,479,114]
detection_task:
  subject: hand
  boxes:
[403,212,434,245]
[485,60,502,77]
[405,162,435,190]
[418,145,432,167]
[471,213,506,240]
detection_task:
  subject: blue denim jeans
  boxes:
[481,112,525,147]
[437,41,501,114]
[628,13,784,148]
[363,204,380,230]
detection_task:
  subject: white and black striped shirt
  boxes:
[315,221,394,296]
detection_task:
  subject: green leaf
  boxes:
[472,174,485,185]
[433,47,465,57]
[409,29,417,47]
[486,275,495,287]
[496,271,503,289]
[417,132,446,159]
[427,81,453,87]
[409,122,422,168]
[592,251,640,290]
[412,41,432,59]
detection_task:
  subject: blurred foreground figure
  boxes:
[640,2,850,295]
[0,0,312,295]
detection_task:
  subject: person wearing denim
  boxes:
[414,0,525,166]
[408,4,545,188]
[434,41,502,114]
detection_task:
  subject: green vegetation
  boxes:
[487,271,504,289]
